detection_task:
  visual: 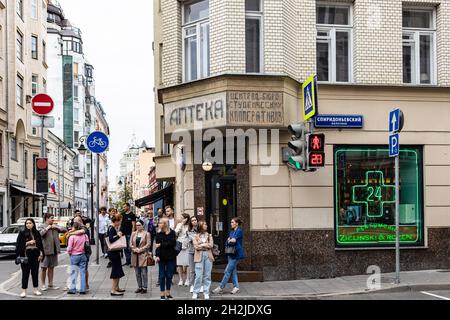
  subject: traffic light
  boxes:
[36,158,49,194]
[287,123,309,171]
[307,133,325,168]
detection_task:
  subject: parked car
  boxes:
[0,224,24,257]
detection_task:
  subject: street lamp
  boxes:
[77,135,95,245]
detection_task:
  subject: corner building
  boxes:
[154,0,450,280]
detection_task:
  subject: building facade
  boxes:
[0,0,49,226]
[154,0,450,280]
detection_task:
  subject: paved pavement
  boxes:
[1,249,450,300]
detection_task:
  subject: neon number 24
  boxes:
[367,186,382,202]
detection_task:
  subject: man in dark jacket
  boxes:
[38,213,67,291]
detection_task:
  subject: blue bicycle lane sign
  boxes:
[87,131,109,154]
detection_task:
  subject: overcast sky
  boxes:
[58,0,155,187]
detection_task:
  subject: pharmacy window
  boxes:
[334,146,424,248]
[402,8,436,85]
[316,3,353,83]
[182,0,210,82]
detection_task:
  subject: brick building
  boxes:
[153,0,450,280]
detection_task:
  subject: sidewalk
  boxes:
[2,250,450,300]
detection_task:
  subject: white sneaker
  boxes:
[184,280,190,287]
[49,286,60,290]
[33,290,42,296]
[192,293,198,299]
[212,287,223,294]
[231,287,240,294]
[204,293,210,300]
[20,292,26,298]
[190,286,194,293]
[200,286,204,293]
[40,286,47,292]
[178,280,183,286]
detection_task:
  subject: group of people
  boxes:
[15,203,245,300]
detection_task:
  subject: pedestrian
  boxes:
[155,218,177,300]
[175,213,190,286]
[131,220,151,294]
[142,209,156,254]
[39,213,67,291]
[165,205,176,230]
[155,208,165,287]
[120,202,136,266]
[108,215,126,296]
[213,217,244,295]
[98,207,111,258]
[157,208,164,219]
[192,221,214,300]
[187,215,199,293]
[16,218,44,298]
[66,216,91,292]
[66,222,89,295]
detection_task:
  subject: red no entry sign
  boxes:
[32,94,54,115]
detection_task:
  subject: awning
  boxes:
[11,184,44,198]
[135,183,173,208]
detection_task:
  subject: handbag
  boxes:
[224,246,236,255]
[15,256,28,265]
[146,254,155,266]
[105,232,127,252]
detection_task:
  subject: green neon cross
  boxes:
[352,171,396,218]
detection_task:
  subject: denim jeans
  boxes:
[135,267,148,289]
[193,251,212,294]
[124,235,131,264]
[219,256,239,289]
[188,253,195,286]
[69,254,87,293]
[158,259,176,292]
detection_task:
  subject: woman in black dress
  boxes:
[16,218,44,298]
[108,215,125,296]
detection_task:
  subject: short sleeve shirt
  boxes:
[121,212,137,235]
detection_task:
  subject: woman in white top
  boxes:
[175,213,190,286]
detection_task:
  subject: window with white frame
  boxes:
[74,108,80,125]
[32,74,38,96]
[402,8,436,85]
[245,0,263,73]
[16,30,23,61]
[31,0,38,19]
[17,0,23,19]
[316,3,352,83]
[16,74,23,107]
[182,0,210,82]
[74,85,79,101]
[31,35,38,59]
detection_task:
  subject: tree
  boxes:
[117,183,133,212]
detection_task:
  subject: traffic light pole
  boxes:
[395,155,400,284]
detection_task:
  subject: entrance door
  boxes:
[206,166,237,264]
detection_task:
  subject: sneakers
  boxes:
[212,287,223,294]
[20,292,26,298]
[40,286,47,292]
[192,293,198,299]
[48,285,60,290]
[33,290,42,296]
[200,286,204,293]
[178,279,184,286]
[204,294,210,300]
[184,279,190,287]
[231,287,240,294]
[190,286,194,293]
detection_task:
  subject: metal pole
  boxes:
[96,154,100,265]
[41,117,47,209]
[90,152,95,244]
[395,155,400,284]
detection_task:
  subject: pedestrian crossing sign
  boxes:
[302,75,318,121]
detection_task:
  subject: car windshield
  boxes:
[2,225,24,234]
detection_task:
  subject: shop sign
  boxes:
[227,91,284,126]
[314,115,363,128]
[164,92,227,134]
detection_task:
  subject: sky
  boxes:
[58,0,155,187]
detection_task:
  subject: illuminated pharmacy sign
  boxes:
[334,147,424,248]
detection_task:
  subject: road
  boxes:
[0,255,20,300]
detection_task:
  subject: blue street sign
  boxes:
[389,109,401,133]
[389,133,399,157]
[314,115,364,128]
[87,131,109,154]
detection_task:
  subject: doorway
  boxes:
[206,165,237,264]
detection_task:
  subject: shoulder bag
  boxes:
[84,235,92,256]
[105,228,127,252]
[225,231,236,255]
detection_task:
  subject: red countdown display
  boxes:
[308,134,325,168]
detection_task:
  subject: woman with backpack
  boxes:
[16,218,44,298]
[66,222,89,295]
[131,220,151,294]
